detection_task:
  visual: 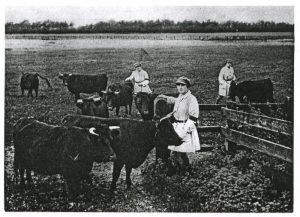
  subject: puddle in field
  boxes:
[5,38,294,51]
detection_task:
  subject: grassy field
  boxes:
[5,38,294,211]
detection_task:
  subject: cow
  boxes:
[103,83,133,116]
[134,93,177,120]
[61,114,183,191]
[20,72,53,98]
[134,93,177,161]
[58,73,108,101]
[229,78,275,103]
[13,117,117,198]
[76,96,109,118]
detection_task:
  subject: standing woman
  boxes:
[215,59,236,104]
[159,76,200,173]
[125,62,152,94]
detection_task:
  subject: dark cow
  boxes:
[20,72,52,98]
[58,73,108,101]
[134,93,177,120]
[103,83,133,116]
[229,78,275,103]
[135,93,177,161]
[61,114,182,191]
[13,117,116,198]
[76,96,109,118]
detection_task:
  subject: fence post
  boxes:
[224,138,239,153]
[285,96,293,121]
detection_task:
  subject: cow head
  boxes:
[58,73,72,86]
[88,124,119,162]
[153,97,174,120]
[228,80,237,101]
[154,115,182,148]
[76,97,108,118]
[135,92,151,118]
[105,85,121,110]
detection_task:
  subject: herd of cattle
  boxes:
[13,72,276,198]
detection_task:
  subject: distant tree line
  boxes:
[5,19,294,34]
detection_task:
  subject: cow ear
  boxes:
[58,73,63,79]
[114,91,120,95]
[93,97,102,106]
[109,126,121,138]
[76,99,83,108]
[69,74,72,77]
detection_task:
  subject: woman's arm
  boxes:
[125,71,135,81]
[158,94,176,104]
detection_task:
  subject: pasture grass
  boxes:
[4,40,294,211]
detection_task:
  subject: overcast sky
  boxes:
[5,6,294,27]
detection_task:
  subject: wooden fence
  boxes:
[220,107,293,163]
[155,97,293,159]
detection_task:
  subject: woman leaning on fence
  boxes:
[159,76,200,174]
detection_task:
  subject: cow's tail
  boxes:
[36,73,53,90]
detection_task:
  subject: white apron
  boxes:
[168,121,200,153]
[218,81,232,97]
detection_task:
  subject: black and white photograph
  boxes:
[3,0,297,213]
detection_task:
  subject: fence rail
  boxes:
[221,107,293,136]
[221,127,293,163]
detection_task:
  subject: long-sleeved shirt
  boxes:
[165,90,199,121]
[125,69,152,94]
[218,66,236,96]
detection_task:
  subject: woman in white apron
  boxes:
[125,62,152,94]
[159,76,200,174]
[216,59,236,104]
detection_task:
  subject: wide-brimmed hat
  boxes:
[226,59,233,64]
[175,76,191,87]
[134,62,142,68]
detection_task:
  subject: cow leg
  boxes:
[26,169,33,186]
[129,104,132,115]
[35,88,38,98]
[27,90,31,98]
[21,88,24,96]
[125,106,128,115]
[125,165,133,190]
[19,167,25,188]
[116,107,120,116]
[66,178,80,200]
[110,161,124,191]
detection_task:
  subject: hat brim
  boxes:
[175,81,186,85]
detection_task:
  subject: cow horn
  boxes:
[89,127,99,136]
[101,90,107,94]
[93,97,101,102]
[59,73,63,76]
[114,91,120,95]
[73,153,80,161]
[159,111,176,122]
[77,99,83,104]
[109,126,120,130]
[69,73,72,77]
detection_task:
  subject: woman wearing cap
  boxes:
[159,76,200,173]
[125,62,152,94]
[216,59,236,104]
